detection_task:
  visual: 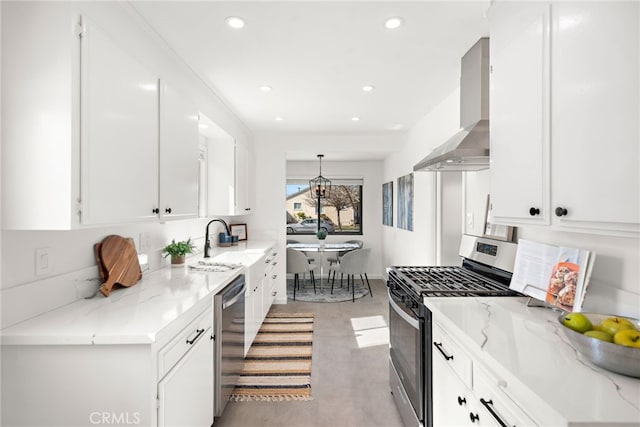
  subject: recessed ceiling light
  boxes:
[275,116,284,121]
[226,16,245,29]
[260,85,272,92]
[362,85,375,92]
[352,117,360,122]
[385,17,403,29]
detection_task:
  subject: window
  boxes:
[286,179,363,235]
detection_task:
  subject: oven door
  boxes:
[388,287,424,427]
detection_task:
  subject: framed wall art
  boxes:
[382,181,393,226]
[397,173,413,231]
[230,223,248,241]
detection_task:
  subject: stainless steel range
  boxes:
[387,235,521,427]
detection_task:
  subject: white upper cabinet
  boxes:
[488,2,551,226]
[235,142,252,214]
[203,114,253,216]
[203,115,236,216]
[80,16,160,225]
[159,83,200,221]
[2,2,80,229]
[489,1,640,236]
[551,2,639,234]
[1,3,203,229]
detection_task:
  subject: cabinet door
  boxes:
[552,2,640,235]
[474,364,537,427]
[235,143,252,214]
[158,327,214,427]
[488,2,551,225]
[159,83,200,221]
[207,135,236,216]
[432,341,477,426]
[80,17,159,224]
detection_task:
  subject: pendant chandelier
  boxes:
[309,154,331,199]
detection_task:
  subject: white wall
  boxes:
[0,2,253,327]
[287,159,383,274]
[382,89,463,272]
[249,134,406,303]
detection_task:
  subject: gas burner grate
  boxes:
[390,266,520,297]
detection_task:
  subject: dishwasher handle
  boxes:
[221,276,246,309]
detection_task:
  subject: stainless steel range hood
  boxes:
[414,38,490,172]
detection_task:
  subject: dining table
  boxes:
[286,242,360,290]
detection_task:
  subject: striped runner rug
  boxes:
[229,312,314,402]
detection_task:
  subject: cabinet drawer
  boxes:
[432,323,473,389]
[158,306,212,379]
[474,363,538,426]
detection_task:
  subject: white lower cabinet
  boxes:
[0,298,215,427]
[244,248,278,355]
[432,319,539,426]
[157,305,214,427]
[474,364,537,427]
[432,323,480,426]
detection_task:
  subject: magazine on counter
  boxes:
[509,239,595,312]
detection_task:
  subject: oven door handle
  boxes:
[388,289,420,330]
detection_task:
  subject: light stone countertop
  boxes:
[425,296,640,425]
[0,240,276,346]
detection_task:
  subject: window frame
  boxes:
[286,179,363,236]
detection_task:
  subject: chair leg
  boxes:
[351,274,355,303]
[293,274,298,301]
[311,269,316,293]
[359,273,373,297]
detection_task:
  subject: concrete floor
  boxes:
[214,278,404,427]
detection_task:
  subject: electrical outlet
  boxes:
[466,212,474,227]
[35,247,52,276]
[139,232,150,253]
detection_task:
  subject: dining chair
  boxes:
[328,240,364,284]
[329,248,372,302]
[286,248,317,300]
[287,239,316,279]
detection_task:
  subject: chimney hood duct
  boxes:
[414,38,490,172]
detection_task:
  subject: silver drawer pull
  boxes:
[186,328,205,345]
[433,342,454,361]
[479,398,511,427]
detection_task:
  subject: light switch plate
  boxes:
[139,232,150,253]
[35,247,52,276]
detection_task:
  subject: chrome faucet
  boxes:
[204,218,231,258]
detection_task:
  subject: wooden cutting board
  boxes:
[96,235,142,297]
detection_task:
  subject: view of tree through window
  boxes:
[286,181,363,235]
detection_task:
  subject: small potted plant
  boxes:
[163,238,196,267]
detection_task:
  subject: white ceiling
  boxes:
[130,1,490,160]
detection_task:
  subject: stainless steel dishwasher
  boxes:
[214,274,246,417]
